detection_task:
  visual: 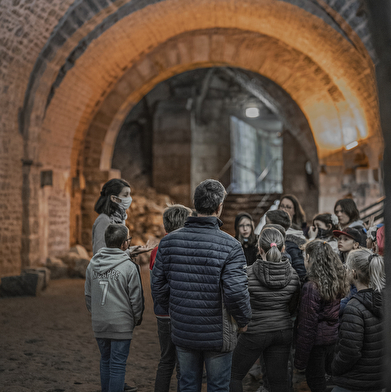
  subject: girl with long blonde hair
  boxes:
[294,240,348,392]
[331,249,385,392]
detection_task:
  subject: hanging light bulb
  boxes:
[245,107,260,118]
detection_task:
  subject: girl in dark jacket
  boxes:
[308,213,339,253]
[230,227,301,392]
[331,249,385,392]
[294,240,348,392]
[234,212,258,266]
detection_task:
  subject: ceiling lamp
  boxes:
[346,141,359,150]
[245,107,260,118]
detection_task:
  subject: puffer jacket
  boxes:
[285,229,307,281]
[151,216,252,352]
[246,257,300,334]
[294,280,340,370]
[332,289,384,391]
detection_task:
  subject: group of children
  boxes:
[233,195,386,392]
[84,186,386,392]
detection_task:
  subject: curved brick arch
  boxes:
[71,26,369,249]
[19,0,381,261]
[20,0,374,143]
[33,0,379,169]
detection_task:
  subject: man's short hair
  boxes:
[266,210,291,231]
[193,179,226,215]
[163,204,192,233]
[105,224,128,248]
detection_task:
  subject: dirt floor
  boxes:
[0,266,309,392]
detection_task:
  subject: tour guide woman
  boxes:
[92,178,154,255]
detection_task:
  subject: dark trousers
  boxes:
[154,318,180,392]
[305,344,335,392]
[230,329,293,392]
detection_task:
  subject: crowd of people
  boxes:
[84,178,386,392]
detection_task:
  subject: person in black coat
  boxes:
[265,209,307,281]
[152,179,251,392]
[234,212,258,266]
[331,249,385,392]
[230,227,300,392]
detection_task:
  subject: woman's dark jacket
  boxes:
[246,257,300,334]
[242,241,258,266]
[294,280,341,370]
[151,217,252,352]
[332,289,384,391]
[285,230,307,282]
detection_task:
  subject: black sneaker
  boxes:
[124,383,137,391]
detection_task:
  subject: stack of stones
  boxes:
[125,187,171,265]
[0,188,173,296]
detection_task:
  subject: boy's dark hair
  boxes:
[105,224,128,248]
[266,210,291,231]
[163,204,192,233]
[262,223,286,239]
[94,178,130,216]
[334,198,360,223]
[193,179,226,215]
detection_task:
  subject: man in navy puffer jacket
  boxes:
[151,179,251,392]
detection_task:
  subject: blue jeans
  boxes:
[176,346,233,392]
[96,338,131,392]
[230,329,293,392]
[155,318,180,392]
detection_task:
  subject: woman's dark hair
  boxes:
[234,212,257,245]
[258,227,284,262]
[334,198,360,224]
[312,213,338,236]
[305,240,349,301]
[266,210,291,231]
[279,194,306,229]
[94,179,130,216]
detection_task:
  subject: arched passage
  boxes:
[18,0,381,264]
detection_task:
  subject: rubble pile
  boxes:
[125,187,172,264]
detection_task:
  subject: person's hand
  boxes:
[363,216,375,231]
[128,245,141,253]
[238,325,248,333]
[130,239,159,255]
[308,225,318,240]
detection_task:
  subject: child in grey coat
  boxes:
[85,224,144,392]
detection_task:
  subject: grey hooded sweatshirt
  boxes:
[85,247,144,339]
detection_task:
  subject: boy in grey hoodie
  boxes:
[85,224,144,392]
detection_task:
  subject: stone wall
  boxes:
[0,0,381,277]
[283,131,319,223]
[152,100,192,206]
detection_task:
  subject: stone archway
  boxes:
[17,0,380,265]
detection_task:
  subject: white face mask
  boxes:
[117,196,132,210]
